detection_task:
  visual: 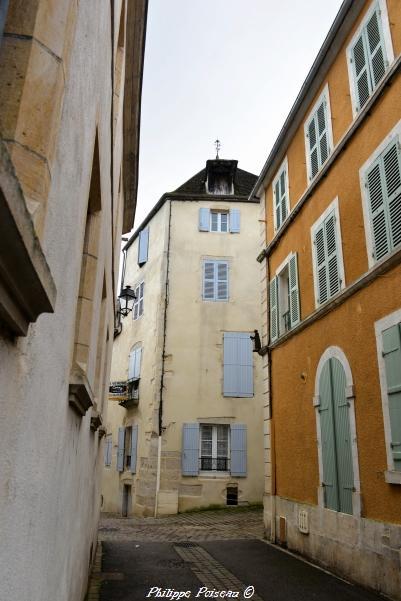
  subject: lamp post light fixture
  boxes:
[118,285,136,317]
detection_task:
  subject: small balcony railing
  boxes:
[109,378,139,408]
[200,457,230,471]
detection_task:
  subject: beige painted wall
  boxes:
[102,196,264,516]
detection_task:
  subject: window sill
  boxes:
[385,470,401,485]
[68,364,94,416]
[199,472,231,479]
[0,139,56,337]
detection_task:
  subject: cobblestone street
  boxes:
[87,507,386,601]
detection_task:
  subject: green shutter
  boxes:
[318,361,339,512]
[288,253,300,327]
[351,32,371,111]
[314,210,340,304]
[382,324,401,471]
[318,358,354,514]
[331,358,354,514]
[269,276,279,342]
[366,139,401,261]
[365,8,386,88]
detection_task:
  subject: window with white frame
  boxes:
[304,86,333,182]
[270,253,300,342]
[347,1,394,116]
[311,199,345,307]
[200,424,230,472]
[362,135,401,264]
[273,159,289,231]
[202,260,229,301]
[375,310,401,483]
[210,210,229,232]
[133,281,144,320]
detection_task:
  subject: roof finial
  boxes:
[214,139,221,160]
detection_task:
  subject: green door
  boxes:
[319,358,354,514]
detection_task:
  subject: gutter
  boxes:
[154,198,173,517]
[249,0,365,198]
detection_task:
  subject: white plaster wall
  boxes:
[0,1,128,600]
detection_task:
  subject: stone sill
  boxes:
[385,471,401,485]
[0,139,56,336]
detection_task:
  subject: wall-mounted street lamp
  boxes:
[118,285,136,317]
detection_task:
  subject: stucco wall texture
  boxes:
[0,1,130,601]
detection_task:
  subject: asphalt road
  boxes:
[99,539,384,601]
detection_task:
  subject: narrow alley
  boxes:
[87,508,384,601]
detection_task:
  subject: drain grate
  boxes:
[174,541,198,548]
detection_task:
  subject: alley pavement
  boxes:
[87,507,386,601]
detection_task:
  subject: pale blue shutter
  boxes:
[229,209,240,233]
[223,332,253,397]
[288,254,300,327]
[317,101,329,167]
[199,208,210,231]
[382,324,401,471]
[117,427,125,472]
[182,423,199,476]
[128,348,135,379]
[134,347,142,379]
[269,276,279,342]
[216,262,228,300]
[307,115,319,180]
[318,361,339,511]
[104,435,112,466]
[203,261,215,300]
[275,169,288,229]
[230,424,247,477]
[138,228,149,265]
[315,222,328,304]
[331,358,354,515]
[307,99,329,180]
[130,425,138,474]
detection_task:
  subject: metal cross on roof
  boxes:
[214,139,221,159]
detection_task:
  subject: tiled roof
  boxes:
[174,166,258,197]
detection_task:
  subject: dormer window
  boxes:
[205,159,237,195]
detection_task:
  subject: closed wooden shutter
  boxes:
[351,32,371,111]
[223,332,253,397]
[117,427,125,472]
[216,262,228,300]
[288,254,300,327]
[307,98,330,180]
[203,261,228,301]
[318,358,354,514]
[128,348,136,379]
[104,435,112,466]
[366,139,401,261]
[331,358,354,515]
[230,424,247,477]
[133,347,142,379]
[366,8,386,88]
[382,324,401,471]
[203,261,216,300]
[199,208,210,231]
[138,228,149,265]
[314,211,340,304]
[274,169,288,230]
[270,276,279,342]
[130,425,138,474]
[182,423,200,476]
[229,208,240,233]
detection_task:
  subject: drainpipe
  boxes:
[154,198,172,517]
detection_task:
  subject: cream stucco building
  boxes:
[0,2,147,601]
[102,158,265,517]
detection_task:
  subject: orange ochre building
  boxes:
[253,1,401,598]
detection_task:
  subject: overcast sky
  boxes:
[133,0,344,230]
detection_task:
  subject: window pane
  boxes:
[211,212,218,231]
[220,213,228,232]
